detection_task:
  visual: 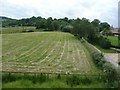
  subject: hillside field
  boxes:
[2,32,99,75]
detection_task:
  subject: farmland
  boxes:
[2,32,99,75]
[1,1,119,87]
[2,28,119,88]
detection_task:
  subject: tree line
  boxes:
[2,16,111,49]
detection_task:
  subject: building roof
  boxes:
[111,28,119,34]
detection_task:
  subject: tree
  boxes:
[99,22,110,32]
[91,19,100,32]
[62,25,73,32]
[29,16,37,26]
[91,19,100,27]
[102,28,112,36]
[81,18,90,23]
[46,17,53,30]
[36,19,47,29]
[72,18,96,40]
[52,20,59,31]
[98,36,111,49]
[63,17,68,22]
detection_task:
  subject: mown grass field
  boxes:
[2,32,99,75]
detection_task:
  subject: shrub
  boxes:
[62,25,73,33]
[98,36,111,49]
[92,52,106,69]
[103,63,117,83]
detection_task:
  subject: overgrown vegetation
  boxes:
[92,52,118,83]
[98,36,111,49]
[82,39,118,88]
[2,73,118,88]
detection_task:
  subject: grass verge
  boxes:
[2,72,118,88]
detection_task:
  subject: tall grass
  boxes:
[2,72,118,88]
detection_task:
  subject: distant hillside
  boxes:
[0,16,16,21]
[1,16,18,27]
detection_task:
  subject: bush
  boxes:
[103,63,117,83]
[92,51,118,87]
[62,25,73,33]
[92,52,106,69]
[98,36,111,49]
[89,35,111,49]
